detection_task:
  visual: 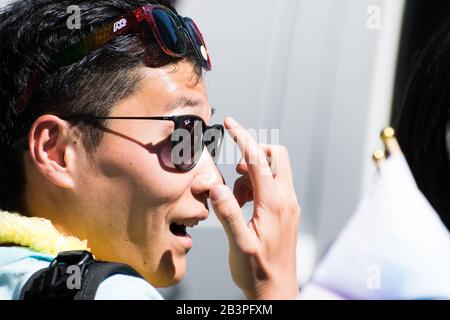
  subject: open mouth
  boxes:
[170,223,187,237]
[169,218,203,250]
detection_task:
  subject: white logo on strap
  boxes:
[113,18,127,33]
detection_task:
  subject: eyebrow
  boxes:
[165,96,216,118]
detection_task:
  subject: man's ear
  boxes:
[27,114,79,189]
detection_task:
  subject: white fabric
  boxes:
[302,154,450,300]
[299,284,343,300]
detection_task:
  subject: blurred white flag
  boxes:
[302,153,450,300]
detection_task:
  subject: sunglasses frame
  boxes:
[14,4,211,114]
[137,5,212,71]
[14,114,224,172]
[65,114,224,172]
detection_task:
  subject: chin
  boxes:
[145,250,187,288]
[167,269,185,287]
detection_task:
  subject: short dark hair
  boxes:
[396,19,450,231]
[0,0,202,212]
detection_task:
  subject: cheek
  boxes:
[79,136,194,286]
[95,135,192,205]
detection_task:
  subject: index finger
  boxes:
[224,117,276,200]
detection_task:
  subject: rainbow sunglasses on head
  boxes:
[15,4,212,114]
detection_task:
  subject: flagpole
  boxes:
[381,127,401,157]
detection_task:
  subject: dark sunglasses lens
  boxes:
[204,125,224,161]
[153,9,186,54]
[171,118,204,171]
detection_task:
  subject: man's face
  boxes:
[70,61,223,287]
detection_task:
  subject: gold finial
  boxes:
[380,127,401,156]
[372,149,386,167]
[373,149,386,162]
[381,127,395,141]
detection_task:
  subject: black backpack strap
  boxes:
[19,250,143,300]
[73,261,143,300]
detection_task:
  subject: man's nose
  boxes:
[191,147,224,196]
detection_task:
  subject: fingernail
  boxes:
[210,185,230,201]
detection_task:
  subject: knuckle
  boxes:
[221,207,243,227]
[291,203,301,217]
[222,210,238,225]
[269,145,289,166]
[269,194,284,210]
[275,200,301,218]
[272,202,285,215]
[240,244,258,257]
[281,203,301,226]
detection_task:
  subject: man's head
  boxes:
[0,0,223,287]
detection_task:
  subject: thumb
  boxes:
[210,185,253,248]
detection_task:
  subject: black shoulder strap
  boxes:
[73,261,143,300]
[19,250,143,300]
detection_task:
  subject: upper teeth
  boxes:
[183,220,199,228]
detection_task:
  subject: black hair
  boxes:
[0,0,202,212]
[396,20,450,231]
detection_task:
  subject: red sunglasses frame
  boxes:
[15,4,211,114]
[115,5,211,69]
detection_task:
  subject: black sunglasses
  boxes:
[14,114,224,172]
